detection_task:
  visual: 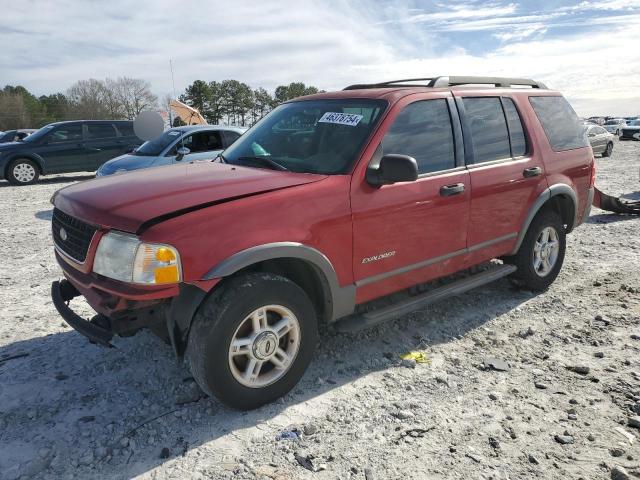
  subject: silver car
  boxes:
[586,124,614,157]
[602,118,627,135]
[96,125,246,177]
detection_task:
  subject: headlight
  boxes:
[93,231,181,285]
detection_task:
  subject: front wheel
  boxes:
[185,273,318,410]
[505,209,566,291]
[7,159,39,185]
[602,142,613,157]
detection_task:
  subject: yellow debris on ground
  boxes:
[399,351,430,364]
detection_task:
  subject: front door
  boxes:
[351,95,470,304]
[85,122,124,169]
[38,123,87,174]
[455,94,547,250]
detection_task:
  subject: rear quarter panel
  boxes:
[523,92,593,223]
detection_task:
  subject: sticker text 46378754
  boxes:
[318,112,363,127]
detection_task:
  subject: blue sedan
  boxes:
[96,125,246,176]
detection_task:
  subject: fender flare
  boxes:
[3,152,45,177]
[203,242,356,322]
[509,184,578,255]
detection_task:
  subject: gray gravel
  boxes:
[1,140,639,479]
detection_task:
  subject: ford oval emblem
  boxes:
[60,227,68,241]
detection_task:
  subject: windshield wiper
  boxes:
[235,156,289,172]
[214,153,226,163]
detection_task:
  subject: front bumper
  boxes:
[52,279,115,347]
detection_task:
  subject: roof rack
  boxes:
[343,76,547,90]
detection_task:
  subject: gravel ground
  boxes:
[1,141,639,480]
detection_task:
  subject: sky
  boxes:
[1,0,639,116]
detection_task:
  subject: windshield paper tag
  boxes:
[168,131,180,136]
[318,112,363,127]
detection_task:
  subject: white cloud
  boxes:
[0,0,639,116]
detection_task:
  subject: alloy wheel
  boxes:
[533,226,560,277]
[228,305,301,388]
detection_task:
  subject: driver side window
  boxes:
[47,124,83,143]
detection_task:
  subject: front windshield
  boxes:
[222,99,387,174]
[22,125,54,142]
[134,129,180,156]
[604,120,620,125]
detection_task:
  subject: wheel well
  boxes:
[546,194,576,232]
[229,257,332,324]
[5,157,42,177]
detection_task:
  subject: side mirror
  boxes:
[176,146,190,160]
[366,154,419,187]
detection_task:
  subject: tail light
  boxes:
[589,157,596,188]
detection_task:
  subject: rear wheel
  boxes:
[7,158,39,185]
[185,273,318,410]
[602,142,613,157]
[505,209,566,291]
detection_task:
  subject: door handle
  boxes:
[439,183,465,197]
[523,166,542,178]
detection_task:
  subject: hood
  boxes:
[0,141,22,149]
[54,162,327,233]
[97,153,158,176]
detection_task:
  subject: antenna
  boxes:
[169,58,177,126]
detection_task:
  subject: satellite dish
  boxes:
[133,111,165,141]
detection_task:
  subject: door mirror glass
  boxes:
[367,154,418,187]
[176,146,190,160]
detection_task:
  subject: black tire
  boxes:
[602,142,613,157]
[185,272,318,410]
[7,158,40,186]
[505,208,566,291]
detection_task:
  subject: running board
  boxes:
[334,264,517,333]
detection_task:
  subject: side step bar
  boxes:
[334,264,517,333]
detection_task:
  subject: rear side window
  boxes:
[529,96,588,151]
[502,98,527,157]
[463,97,511,163]
[224,130,241,146]
[87,123,116,139]
[382,99,455,174]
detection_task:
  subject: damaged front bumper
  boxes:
[51,252,217,355]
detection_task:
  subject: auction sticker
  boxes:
[318,112,363,127]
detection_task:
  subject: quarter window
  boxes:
[382,99,456,174]
[529,96,588,151]
[502,98,527,157]
[463,97,511,163]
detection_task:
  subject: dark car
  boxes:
[620,119,640,140]
[51,76,594,409]
[0,120,142,185]
[0,129,37,143]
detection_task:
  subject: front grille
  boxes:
[52,208,97,263]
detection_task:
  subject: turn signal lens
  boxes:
[132,243,181,284]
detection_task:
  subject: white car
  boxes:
[603,118,627,135]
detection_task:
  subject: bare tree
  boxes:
[67,79,111,119]
[111,77,158,119]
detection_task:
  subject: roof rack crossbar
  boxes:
[343,76,547,90]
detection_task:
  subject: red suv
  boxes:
[51,76,595,409]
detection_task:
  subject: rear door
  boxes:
[455,94,547,252]
[38,123,87,173]
[351,94,471,303]
[85,122,123,169]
